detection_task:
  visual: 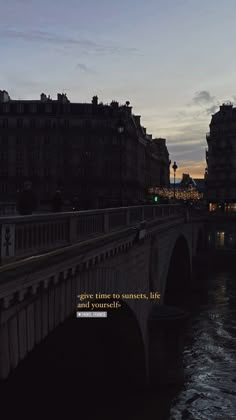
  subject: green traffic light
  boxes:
[154,196,159,202]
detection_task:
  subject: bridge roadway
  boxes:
[0,204,206,387]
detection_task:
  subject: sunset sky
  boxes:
[1,0,236,178]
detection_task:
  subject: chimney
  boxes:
[40,93,47,102]
[92,95,98,106]
[0,90,10,102]
[134,115,141,125]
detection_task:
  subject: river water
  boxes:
[169,262,236,419]
[119,260,236,420]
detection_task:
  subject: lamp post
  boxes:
[172,161,178,200]
[117,122,124,206]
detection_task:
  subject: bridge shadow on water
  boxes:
[1,302,155,419]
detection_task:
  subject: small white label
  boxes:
[76,311,107,318]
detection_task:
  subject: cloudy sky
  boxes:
[1,0,236,177]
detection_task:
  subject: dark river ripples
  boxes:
[170,269,236,419]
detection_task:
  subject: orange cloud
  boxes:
[173,160,206,178]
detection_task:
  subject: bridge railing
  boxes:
[0,204,184,265]
[0,202,17,216]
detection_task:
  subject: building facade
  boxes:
[0,91,170,209]
[206,102,236,212]
[145,137,170,190]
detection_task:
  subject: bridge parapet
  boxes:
[0,205,206,384]
[0,205,183,265]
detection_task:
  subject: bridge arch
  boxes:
[163,235,191,305]
[5,299,146,397]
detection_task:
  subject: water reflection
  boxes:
[170,269,236,419]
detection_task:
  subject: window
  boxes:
[45,104,52,113]
[0,183,8,193]
[216,231,225,248]
[59,119,69,128]
[0,136,7,145]
[16,152,23,161]
[63,104,70,114]
[16,136,21,146]
[84,120,91,129]
[30,103,37,113]
[3,104,10,113]
[0,151,7,160]
[227,203,236,212]
[30,151,39,161]
[17,103,24,113]
[8,135,14,144]
[16,166,23,176]
[45,120,51,128]
[30,119,36,128]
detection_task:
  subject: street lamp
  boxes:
[172,161,178,200]
[117,121,124,206]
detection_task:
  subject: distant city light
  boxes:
[148,186,203,200]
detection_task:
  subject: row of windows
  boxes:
[0,134,136,149]
[0,119,70,128]
[0,103,70,114]
[0,166,129,177]
[0,169,55,176]
[0,152,55,159]
[0,118,117,129]
[0,138,128,153]
[0,137,53,146]
[0,183,10,193]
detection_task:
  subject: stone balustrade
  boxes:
[0,202,16,216]
[0,204,183,265]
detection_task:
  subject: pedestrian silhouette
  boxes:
[72,196,79,211]
[52,190,63,212]
[17,181,36,215]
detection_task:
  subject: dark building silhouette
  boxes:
[206,102,236,212]
[193,178,205,195]
[179,173,194,188]
[0,90,170,208]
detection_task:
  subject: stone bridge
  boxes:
[0,205,206,388]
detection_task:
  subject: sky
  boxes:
[1,0,236,178]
